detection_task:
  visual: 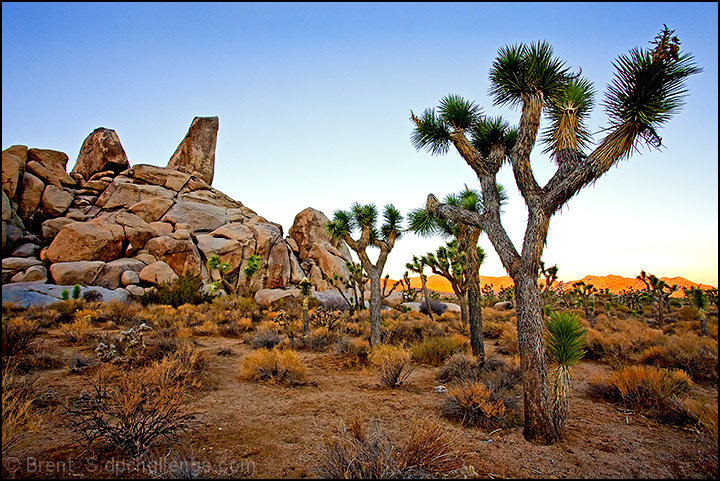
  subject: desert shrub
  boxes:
[290,327,335,352]
[269,310,303,341]
[638,334,718,384]
[69,354,96,374]
[100,300,143,327]
[317,416,466,479]
[239,348,307,386]
[217,317,253,338]
[588,365,695,425]
[248,323,283,349]
[496,322,518,355]
[1,317,40,360]
[81,289,104,302]
[2,363,48,452]
[410,336,464,366]
[334,336,371,368]
[148,346,208,390]
[482,308,515,324]
[437,353,484,384]
[419,299,448,316]
[60,314,95,345]
[139,274,213,307]
[311,307,348,332]
[369,345,413,388]
[65,362,199,457]
[11,340,65,373]
[442,382,510,430]
[382,317,446,345]
[482,320,506,340]
[682,397,718,437]
[94,323,154,365]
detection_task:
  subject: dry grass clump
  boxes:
[682,397,719,437]
[441,355,522,429]
[585,316,664,366]
[65,361,199,457]
[482,307,516,324]
[97,299,144,327]
[247,322,283,349]
[382,315,447,345]
[316,416,467,479]
[496,322,519,355]
[369,344,413,388]
[239,348,308,386]
[410,335,465,366]
[436,353,484,384]
[588,365,696,425]
[1,316,40,359]
[2,362,49,452]
[334,336,371,368]
[638,334,718,384]
[60,314,95,345]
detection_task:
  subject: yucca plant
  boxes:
[546,311,587,434]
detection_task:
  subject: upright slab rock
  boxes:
[71,128,130,181]
[167,116,218,185]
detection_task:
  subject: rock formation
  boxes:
[2,117,353,307]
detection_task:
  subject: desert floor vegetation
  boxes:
[1,294,717,479]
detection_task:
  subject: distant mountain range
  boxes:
[402,274,716,298]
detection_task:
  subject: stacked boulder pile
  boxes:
[2,117,352,307]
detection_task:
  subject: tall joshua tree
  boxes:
[327,203,403,347]
[408,186,503,360]
[683,286,709,336]
[410,26,699,444]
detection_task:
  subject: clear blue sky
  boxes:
[3,2,717,286]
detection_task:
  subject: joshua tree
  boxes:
[637,270,678,330]
[327,203,403,347]
[299,276,312,337]
[539,261,559,301]
[207,254,235,295]
[682,286,709,336]
[545,311,587,435]
[406,255,434,320]
[408,186,502,360]
[571,280,598,322]
[241,254,262,297]
[410,26,698,443]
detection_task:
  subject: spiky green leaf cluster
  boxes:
[546,311,587,367]
[542,77,596,156]
[602,37,700,148]
[328,203,403,244]
[489,41,571,108]
[470,116,518,157]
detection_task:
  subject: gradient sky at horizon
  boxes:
[3,2,718,286]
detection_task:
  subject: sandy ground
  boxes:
[4,334,718,479]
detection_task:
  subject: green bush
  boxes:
[139,275,213,307]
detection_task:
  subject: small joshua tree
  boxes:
[206,254,235,295]
[571,281,598,322]
[299,277,312,337]
[327,203,403,347]
[683,286,709,336]
[539,261,559,302]
[637,270,678,330]
[406,255,434,320]
[545,311,586,434]
[241,254,262,297]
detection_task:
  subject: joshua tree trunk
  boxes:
[462,237,485,362]
[368,269,383,346]
[302,296,310,337]
[699,309,709,336]
[419,273,434,321]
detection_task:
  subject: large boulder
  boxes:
[288,207,352,289]
[41,184,73,217]
[254,288,300,309]
[16,172,45,220]
[27,149,76,187]
[161,200,228,232]
[2,146,27,199]
[71,128,130,181]
[93,258,146,289]
[167,116,218,185]
[130,164,191,192]
[45,218,125,263]
[2,282,130,308]
[139,260,179,285]
[49,261,105,285]
[144,235,202,277]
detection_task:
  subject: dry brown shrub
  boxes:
[239,348,307,386]
[65,362,199,457]
[496,322,518,355]
[1,316,40,359]
[60,314,95,345]
[369,344,413,388]
[442,382,509,430]
[317,416,466,479]
[334,336,371,368]
[638,334,718,384]
[410,335,465,366]
[2,362,48,452]
[589,364,695,425]
[682,397,719,437]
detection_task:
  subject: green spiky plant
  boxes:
[546,311,587,435]
[327,203,403,347]
[242,254,262,297]
[207,254,235,296]
[71,284,81,300]
[409,26,699,444]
